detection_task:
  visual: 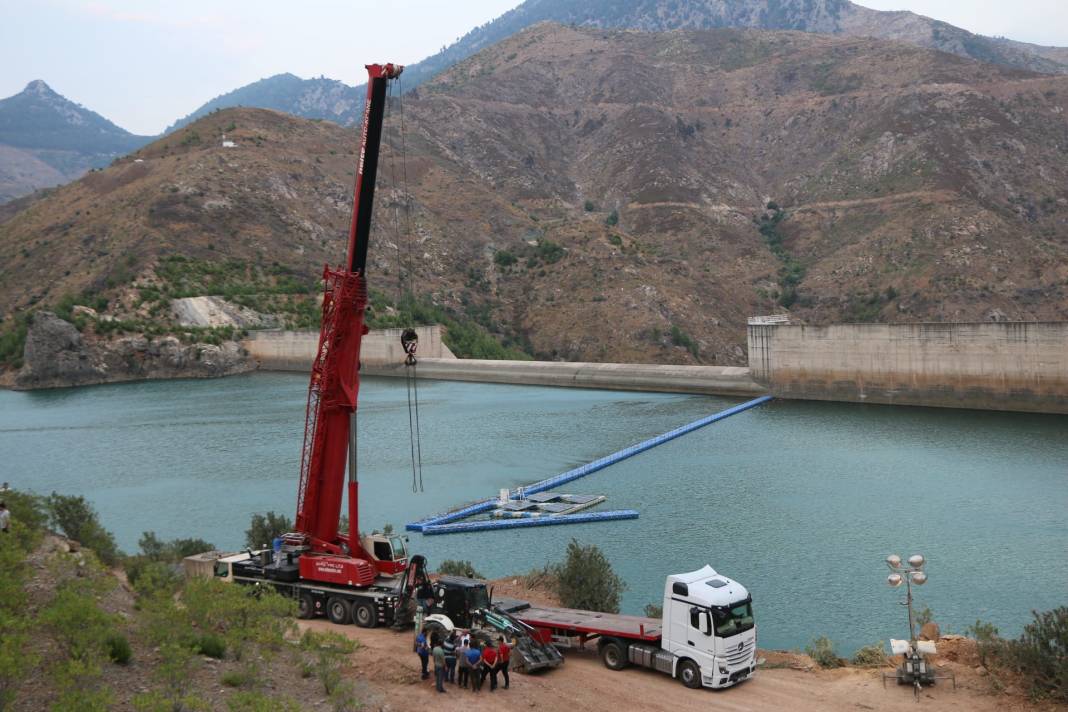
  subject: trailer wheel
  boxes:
[352,601,377,628]
[600,640,628,671]
[327,597,350,625]
[297,593,315,620]
[678,659,702,689]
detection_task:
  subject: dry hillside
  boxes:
[2,24,1067,368]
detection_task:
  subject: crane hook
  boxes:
[401,328,418,366]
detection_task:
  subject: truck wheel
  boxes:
[327,597,350,625]
[678,659,702,689]
[352,601,377,628]
[297,593,315,620]
[600,640,628,671]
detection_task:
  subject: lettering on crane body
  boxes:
[314,560,345,574]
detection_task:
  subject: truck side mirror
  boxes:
[489,585,495,604]
[703,611,713,636]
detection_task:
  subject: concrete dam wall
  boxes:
[242,325,455,371]
[747,321,1068,414]
[242,327,765,397]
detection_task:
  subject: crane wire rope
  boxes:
[385,78,424,493]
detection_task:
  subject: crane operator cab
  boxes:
[360,532,409,577]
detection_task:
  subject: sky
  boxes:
[1,0,1067,136]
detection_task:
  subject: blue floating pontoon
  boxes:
[421,509,640,535]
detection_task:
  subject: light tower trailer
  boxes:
[514,566,757,690]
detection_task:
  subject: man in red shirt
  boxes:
[480,640,499,691]
[497,635,512,689]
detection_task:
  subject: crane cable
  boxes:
[386,78,424,493]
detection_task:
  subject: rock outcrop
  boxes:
[14,312,254,390]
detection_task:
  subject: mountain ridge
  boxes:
[0,80,154,202]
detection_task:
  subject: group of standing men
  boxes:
[415,627,512,694]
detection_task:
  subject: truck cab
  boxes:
[662,565,756,688]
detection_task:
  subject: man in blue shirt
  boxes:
[466,642,483,691]
[414,628,430,679]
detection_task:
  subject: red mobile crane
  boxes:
[218,63,425,629]
[288,61,408,586]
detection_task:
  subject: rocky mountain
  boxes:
[414,0,1068,79]
[1,24,1066,373]
[156,0,1068,138]
[165,73,365,133]
[0,80,154,202]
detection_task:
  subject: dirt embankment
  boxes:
[303,576,1064,712]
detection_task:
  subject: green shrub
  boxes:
[805,636,842,668]
[125,558,182,597]
[46,493,120,565]
[0,314,30,368]
[607,234,623,247]
[0,615,34,709]
[138,531,214,562]
[584,200,596,211]
[643,603,663,619]
[535,238,565,264]
[1,489,48,551]
[494,250,518,268]
[221,670,252,687]
[106,633,132,665]
[301,630,358,696]
[245,512,292,549]
[436,560,484,579]
[997,608,1068,701]
[40,585,118,661]
[605,210,619,226]
[196,634,227,660]
[670,324,700,359]
[553,539,625,614]
[851,642,888,667]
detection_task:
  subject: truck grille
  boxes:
[724,639,755,666]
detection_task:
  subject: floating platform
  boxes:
[491,493,606,518]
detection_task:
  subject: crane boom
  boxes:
[291,63,403,586]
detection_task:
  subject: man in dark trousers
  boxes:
[414,627,430,679]
[432,634,447,693]
[480,639,499,691]
[497,635,512,689]
[468,641,484,691]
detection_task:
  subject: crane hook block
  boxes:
[401,328,419,366]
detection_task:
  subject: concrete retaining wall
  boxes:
[366,359,765,397]
[242,325,454,371]
[747,322,1068,414]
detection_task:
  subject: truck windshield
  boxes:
[470,586,491,610]
[713,600,754,637]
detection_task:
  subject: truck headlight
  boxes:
[718,664,728,674]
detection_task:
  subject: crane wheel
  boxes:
[678,659,702,689]
[352,601,377,628]
[297,593,315,620]
[327,597,351,625]
[600,640,628,671]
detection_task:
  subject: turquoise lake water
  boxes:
[1,372,1065,654]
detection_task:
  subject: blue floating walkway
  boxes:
[421,509,640,535]
[406,395,773,533]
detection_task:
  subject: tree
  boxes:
[436,560,484,579]
[554,539,625,613]
[244,512,292,549]
[604,210,619,227]
[46,493,120,565]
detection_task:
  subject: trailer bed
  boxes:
[517,605,662,642]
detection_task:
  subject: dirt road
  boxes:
[299,618,1051,712]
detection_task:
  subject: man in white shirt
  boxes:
[0,502,10,533]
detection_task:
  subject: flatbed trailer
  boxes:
[516,605,663,646]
